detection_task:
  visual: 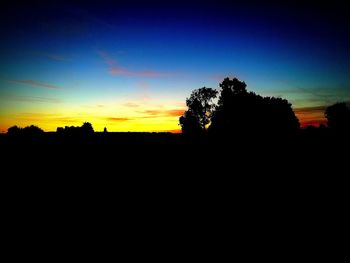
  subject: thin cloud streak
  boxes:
[294,105,327,114]
[105,109,184,123]
[294,105,327,127]
[110,67,173,78]
[139,109,185,118]
[97,49,175,78]
[7,79,62,90]
[107,117,133,121]
[35,52,70,62]
[97,49,117,66]
[123,102,140,108]
[4,94,62,103]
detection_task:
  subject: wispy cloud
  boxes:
[294,105,327,114]
[165,129,182,134]
[166,109,185,117]
[7,79,62,90]
[13,114,79,123]
[139,109,185,118]
[265,84,350,106]
[107,117,133,121]
[35,52,70,62]
[294,105,327,127]
[97,49,174,78]
[142,110,162,116]
[110,67,173,78]
[105,109,184,123]
[97,49,117,66]
[123,102,140,108]
[137,81,150,90]
[4,94,62,103]
[295,87,335,105]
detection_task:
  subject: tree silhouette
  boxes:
[81,122,94,135]
[325,102,350,133]
[7,125,21,136]
[7,125,44,136]
[179,87,218,134]
[179,111,202,136]
[218,77,248,106]
[56,122,95,138]
[22,125,44,135]
[208,77,300,136]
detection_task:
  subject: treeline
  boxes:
[4,77,350,140]
[7,125,44,136]
[179,77,350,138]
[7,122,94,137]
[56,122,94,136]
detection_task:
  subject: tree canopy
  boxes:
[325,102,350,132]
[180,77,300,138]
[7,125,44,136]
[179,87,218,135]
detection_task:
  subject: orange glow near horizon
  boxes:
[1,2,349,134]
[294,106,327,128]
[1,108,327,133]
[0,99,185,133]
[0,94,330,133]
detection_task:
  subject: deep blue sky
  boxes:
[1,0,350,131]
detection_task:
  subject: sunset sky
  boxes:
[1,0,350,132]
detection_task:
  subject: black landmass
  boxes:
[1,78,349,210]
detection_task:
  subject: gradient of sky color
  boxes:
[1,0,350,132]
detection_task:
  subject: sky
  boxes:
[1,0,350,132]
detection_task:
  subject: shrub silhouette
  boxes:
[325,102,350,134]
[179,87,217,135]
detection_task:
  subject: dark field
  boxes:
[1,131,347,238]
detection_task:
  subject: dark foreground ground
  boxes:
[1,131,348,175]
[1,130,348,199]
[1,131,348,252]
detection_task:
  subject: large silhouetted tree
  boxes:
[179,87,218,135]
[325,102,350,133]
[209,77,300,136]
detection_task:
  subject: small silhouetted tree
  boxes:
[22,125,44,134]
[7,125,44,136]
[7,125,21,136]
[325,102,350,132]
[81,122,94,135]
[56,127,64,133]
[179,87,218,135]
[179,111,202,136]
